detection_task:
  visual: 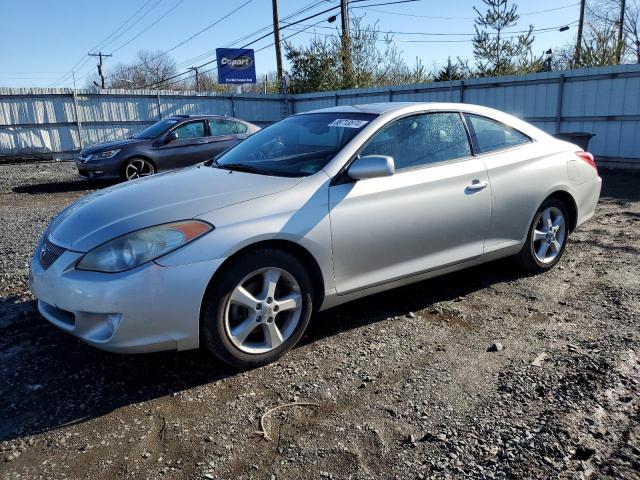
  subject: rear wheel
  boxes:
[515,198,569,272]
[201,248,313,368]
[122,157,155,181]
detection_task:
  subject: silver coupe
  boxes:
[30,103,602,367]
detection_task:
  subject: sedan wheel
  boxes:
[201,248,313,368]
[516,198,570,272]
[532,206,566,264]
[225,267,303,354]
[123,158,155,181]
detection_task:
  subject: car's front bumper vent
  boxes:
[39,237,66,270]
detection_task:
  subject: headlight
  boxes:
[90,149,120,160]
[76,220,212,273]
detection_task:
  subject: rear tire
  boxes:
[515,198,570,273]
[201,248,314,368]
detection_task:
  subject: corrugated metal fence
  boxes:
[0,88,286,158]
[2,64,640,169]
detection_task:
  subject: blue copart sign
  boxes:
[216,48,257,84]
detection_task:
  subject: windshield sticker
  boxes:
[328,119,369,129]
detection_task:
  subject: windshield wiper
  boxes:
[215,162,273,176]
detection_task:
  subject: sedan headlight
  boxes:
[90,149,121,160]
[76,220,213,273]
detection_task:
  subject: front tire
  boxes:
[515,198,569,272]
[201,248,314,368]
[122,157,155,181]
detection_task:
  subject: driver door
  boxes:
[156,120,209,170]
[328,112,491,294]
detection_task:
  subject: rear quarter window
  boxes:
[464,113,531,154]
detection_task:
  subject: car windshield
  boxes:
[213,113,376,177]
[133,118,181,139]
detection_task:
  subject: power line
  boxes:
[171,0,330,70]
[287,20,579,43]
[294,20,579,37]
[76,0,188,82]
[163,18,330,89]
[109,0,187,54]
[115,0,252,56]
[361,2,580,20]
[101,0,256,82]
[98,0,164,52]
[166,0,334,82]
[351,0,421,8]
[49,0,164,87]
[142,2,348,88]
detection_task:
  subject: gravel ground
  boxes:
[0,161,639,480]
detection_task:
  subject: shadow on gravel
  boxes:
[0,300,237,443]
[0,259,522,443]
[12,179,117,194]
[306,259,518,344]
[600,170,640,202]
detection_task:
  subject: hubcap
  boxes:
[532,206,566,264]
[224,267,303,354]
[125,159,154,180]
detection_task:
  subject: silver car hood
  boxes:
[49,166,302,252]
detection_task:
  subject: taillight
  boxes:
[575,151,597,170]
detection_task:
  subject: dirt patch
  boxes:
[0,163,639,479]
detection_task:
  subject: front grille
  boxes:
[39,237,66,270]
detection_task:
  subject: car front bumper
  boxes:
[76,157,122,180]
[29,244,225,353]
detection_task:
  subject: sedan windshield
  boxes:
[133,118,180,139]
[213,113,376,177]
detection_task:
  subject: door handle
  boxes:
[195,140,209,144]
[465,179,488,192]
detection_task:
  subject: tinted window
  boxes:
[173,121,205,139]
[361,112,471,170]
[133,118,179,139]
[209,119,237,136]
[235,121,248,134]
[215,113,375,177]
[465,114,530,153]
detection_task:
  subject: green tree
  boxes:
[284,17,430,94]
[433,57,467,82]
[472,0,541,76]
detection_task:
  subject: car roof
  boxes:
[300,102,502,116]
[300,103,414,115]
[167,114,244,121]
[299,102,551,141]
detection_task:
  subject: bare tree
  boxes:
[106,50,183,89]
[589,0,640,63]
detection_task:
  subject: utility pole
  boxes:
[88,52,112,88]
[575,0,586,66]
[189,66,200,92]
[617,0,627,63]
[340,0,353,87]
[271,0,284,87]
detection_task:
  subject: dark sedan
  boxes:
[76,115,260,181]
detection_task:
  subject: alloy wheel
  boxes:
[125,159,154,180]
[224,267,303,354]
[532,206,566,264]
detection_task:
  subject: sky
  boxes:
[0,0,582,88]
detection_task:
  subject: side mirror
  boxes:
[164,131,178,144]
[348,155,395,180]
